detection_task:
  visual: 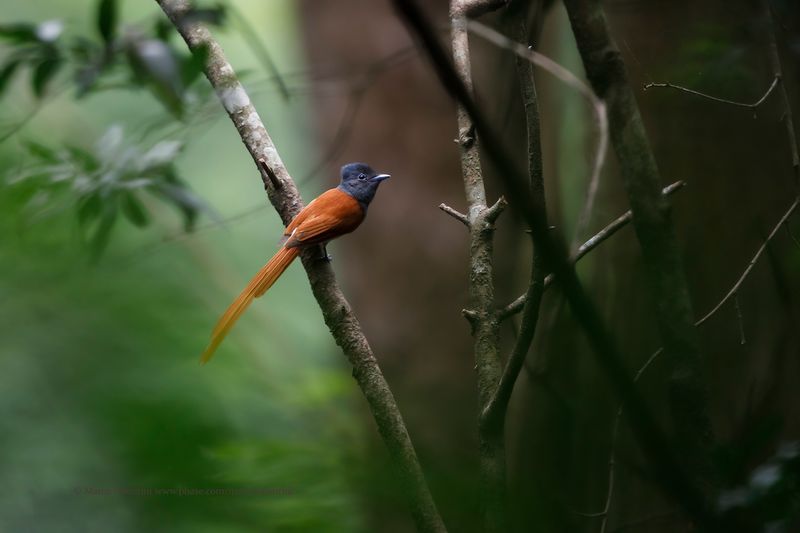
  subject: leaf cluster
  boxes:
[0,0,225,117]
[8,125,209,260]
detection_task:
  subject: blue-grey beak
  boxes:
[370,173,391,183]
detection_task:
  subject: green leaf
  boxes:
[97,0,118,44]
[0,59,22,96]
[153,182,206,231]
[180,44,208,87]
[125,38,184,118]
[77,192,103,227]
[154,18,172,42]
[121,192,150,227]
[94,125,124,160]
[0,23,38,43]
[88,202,118,261]
[32,57,62,98]
[140,140,182,170]
[24,140,58,163]
[65,146,100,172]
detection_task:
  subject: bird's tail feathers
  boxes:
[200,246,299,364]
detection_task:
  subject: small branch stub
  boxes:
[258,158,282,189]
[462,308,480,324]
[456,124,475,148]
[439,203,470,227]
[485,196,507,224]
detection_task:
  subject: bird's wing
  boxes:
[283,189,364,247]
[284,213,348,247]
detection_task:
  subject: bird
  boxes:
[200,162,391,364]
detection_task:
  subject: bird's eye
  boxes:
[358,173,367,180]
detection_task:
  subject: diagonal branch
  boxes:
[499,181,686,320]
[155,2,446,531]
[695,197,798,327]
[393,0,714,527]
[591,4,800,529]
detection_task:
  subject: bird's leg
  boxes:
[317,244,333,262]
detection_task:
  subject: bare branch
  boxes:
[498,181,686,320]
[573,180,685,263]
[467,20,609,246]
[438,203,470,226]
[394,1,711,526]
[578,347,664,532]
[563,1,714,497]
[592,5,800,527]
[644,77,779,109]
[695,197,799,327]
[485,196,508,224]
[155,2,446,531]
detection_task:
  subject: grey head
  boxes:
[337,162,390,211]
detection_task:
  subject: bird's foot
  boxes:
[317,245,333,262]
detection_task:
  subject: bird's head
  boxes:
[338,162,390,209]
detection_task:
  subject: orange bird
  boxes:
[200,162,390,364]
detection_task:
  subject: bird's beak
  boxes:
[370,173,391,183]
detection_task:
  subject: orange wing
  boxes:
[284,188,365,248]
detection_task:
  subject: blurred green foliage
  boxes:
[9,126,210,259]
[0,1,372,531]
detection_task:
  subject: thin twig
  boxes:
[499,181,685,319]
[467,20,608,247]
[694,197,799,326]
[438,203,470,226]
[564,1,715,503]
[227,1,291,100]
[643,77,779,109]
[593,4,800,528]
[577,347,664,532]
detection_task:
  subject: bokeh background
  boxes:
[1,1,799,531]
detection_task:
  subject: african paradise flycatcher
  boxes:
[200,162,390,364]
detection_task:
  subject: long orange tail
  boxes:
[200,246,300,364]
